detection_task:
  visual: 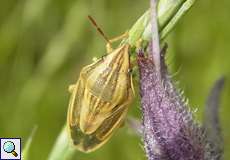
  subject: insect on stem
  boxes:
[68,16,134,153]
[88,15,111,45]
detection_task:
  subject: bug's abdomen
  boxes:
[69,89,131,153]
[79,88,113,134]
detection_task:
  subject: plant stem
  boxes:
[150,0,161,71]
[48,125,75,160]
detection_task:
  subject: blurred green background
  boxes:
[0,0,229,160]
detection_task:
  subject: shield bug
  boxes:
[67,16,134,152]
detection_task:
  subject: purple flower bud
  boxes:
[137,47,207,160]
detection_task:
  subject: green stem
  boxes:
[160,0,196,39]
[150,0,161,71]
[129,0,196,45]
[48,125,75,160]
[22,126,38,160]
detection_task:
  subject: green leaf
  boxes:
[128,10,150,46]
[129,0,197,44]
[48,125,75,160]
[22,126,38,160]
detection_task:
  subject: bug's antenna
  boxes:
[88,15,111,44]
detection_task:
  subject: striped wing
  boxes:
[68,84,132,152]
[67,44,133,152]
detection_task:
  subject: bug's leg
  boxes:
[135,38,143,49]
[130,74,135,96]
[109,31,129,43]
[127,67,136,96]
[119,120,125,128]
[106,31,129,53]
[92,57,98,62]
[128,68,133,75]
[68,84,76,93]
[106,43,113,53]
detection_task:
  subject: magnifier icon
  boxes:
[3,141,18,157]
